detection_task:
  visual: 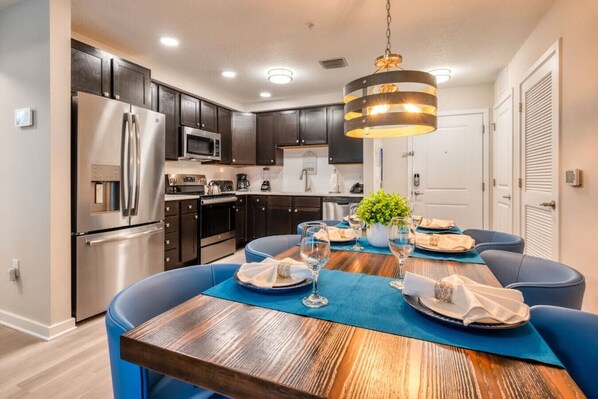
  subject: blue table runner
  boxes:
[204,269,562,367]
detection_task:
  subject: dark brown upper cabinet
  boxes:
[256,113,283,166]
[276,110,300,146]
[180,94,201,128]
[155,85,179,160]
[150,82,158,112]
[218,107,232,164]
[300,107,328,145]
[231,112,256,165]
[111,57,152,109]
[200,101,218,132]
[327,105,363,164]
[71,39,111,98]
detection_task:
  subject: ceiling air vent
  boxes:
[319,58,348,69]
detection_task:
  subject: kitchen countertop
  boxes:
[232,191,363,198]
[164,194,200,201]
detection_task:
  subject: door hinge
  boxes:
[493,178,496,187]
[518,178,523,188]
[402,151,415,158]
[482,182,485,192]
[490,122,496,132]
[518,103,523,113]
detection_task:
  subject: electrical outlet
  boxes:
[8,259,19,282]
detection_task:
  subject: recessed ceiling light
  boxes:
[267,68,293,84]
[222,71,236,78]
[160,37,179,47]
[428,69,452,84]
[260,92,272,98]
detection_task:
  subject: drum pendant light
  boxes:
[343,0,437,138]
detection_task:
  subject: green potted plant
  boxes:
[356,189,411,247]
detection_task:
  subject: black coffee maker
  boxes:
[236,173,250,191]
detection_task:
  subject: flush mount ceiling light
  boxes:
[260,91,272,98]
[222,70,237,78]
[160,37,179,47]
[267,68,293,84]
[428,69,452,84]
[343,0,437,138]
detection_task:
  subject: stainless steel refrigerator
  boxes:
[72,92,165,321]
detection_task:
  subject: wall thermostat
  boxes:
[15,108,33,127]
[565,169,582,187]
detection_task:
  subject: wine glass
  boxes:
[348,203,365,251]
[300,221,328,241]
[300,225,331,308]
[387,217,415,290]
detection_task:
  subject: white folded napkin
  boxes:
[415,233,475,251]
[419,218,456,229]
[317,226,356,241]
[403,272,530,326]
[236,257,312,288]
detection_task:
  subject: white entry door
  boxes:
[520,45,559,260]
[492,93,514,233]
[410,112,484,230]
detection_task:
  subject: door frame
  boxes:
[407,109,490,229]
[514,40,560,258]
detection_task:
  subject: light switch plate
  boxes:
[15,108,33,127]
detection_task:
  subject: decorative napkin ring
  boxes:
[434,281,454,303]
[277,262,291,278]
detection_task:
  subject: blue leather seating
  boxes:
[462,228,525,254]
[531,305,598,398]
[106,264,240,399]
[296,220,341,235]
[244,234,300,263]
[481,250,585,309]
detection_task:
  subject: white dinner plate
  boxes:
[415,243,475,254]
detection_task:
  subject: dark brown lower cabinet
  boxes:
[180,213,198,263]
[292,197,322,230]
[235,196,247,246]
[247,196,267,240]
[266,196,293,236]
[164,200,198,270]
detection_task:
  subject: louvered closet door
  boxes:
[520,48,559,260]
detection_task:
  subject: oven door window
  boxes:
[187,135,213,157]
[201,202,235,237]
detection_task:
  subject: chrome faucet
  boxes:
[299,168,313,192]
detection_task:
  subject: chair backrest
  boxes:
[245,235,301,263]
[296,220,341,235]
[462,229,525,254]
[481,250,585,309]
[105,263,240,399]
[531,305,598,398]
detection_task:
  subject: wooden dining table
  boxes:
[121,247,584,398]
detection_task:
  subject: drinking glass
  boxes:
[300,221,328,241]
[348,203,365,251]
[387,217,415,290]
[300,225,331,308]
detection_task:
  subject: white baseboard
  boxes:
[0,310,76,341]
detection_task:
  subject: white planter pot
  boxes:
[366,223,389,247]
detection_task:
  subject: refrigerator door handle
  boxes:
[85,225,164,247]
[120,113,133,217]
[131,114,141,216]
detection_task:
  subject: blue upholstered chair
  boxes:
[462,228,525,254]
[480,250,585,309]
[296,220,341,235]
[531,305,598,398]
[106,264,239,399]
[244,234,300,263]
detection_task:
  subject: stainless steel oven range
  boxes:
[166,174,236,264]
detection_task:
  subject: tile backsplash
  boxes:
[165,147,362,194]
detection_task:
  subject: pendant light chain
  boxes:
[384,0,392,57]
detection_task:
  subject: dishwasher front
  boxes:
[322,196,362,220]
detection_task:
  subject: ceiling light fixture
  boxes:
[160,37,179,47]
[343,0,437,138]
[428,69,452,84]
[260,92,272,98]
[268,68,293,84]
[222,71,237,78]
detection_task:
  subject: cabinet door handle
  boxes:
[114,94,120,100]
[288,209,292,212]
[330,157,333,161]
[188,204,193,209]
[166,223,170,228]
[294,209,298,213]
[165,257,170,262]
[196,122,200,127]
[232,159,236,162]
[165,206,170,212]
[296,139,299,143]
[262,207,265,211]
[302,139,305,143]
[166,240,170,245]
[201,123,205,127]
[256,199,260,202]
[235,208,239,212]
[194,215,198,220]
[271,159,274,162]
[103,92,110,97]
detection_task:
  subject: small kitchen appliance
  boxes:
[237,173,250,191]
[260,167,271,192]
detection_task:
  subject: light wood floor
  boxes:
[0,249,247,399]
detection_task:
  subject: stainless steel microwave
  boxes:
[180,126,221,161]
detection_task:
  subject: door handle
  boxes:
[86,226,164,246]
[413,191,423,196]
[539,201,556,210]
[502,195,512,200]
[131,114,141,216]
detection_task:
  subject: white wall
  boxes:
[499,0,598,313]
[381,84,494,196]
[0,0,74,339]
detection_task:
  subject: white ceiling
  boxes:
[71,0,553,109]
